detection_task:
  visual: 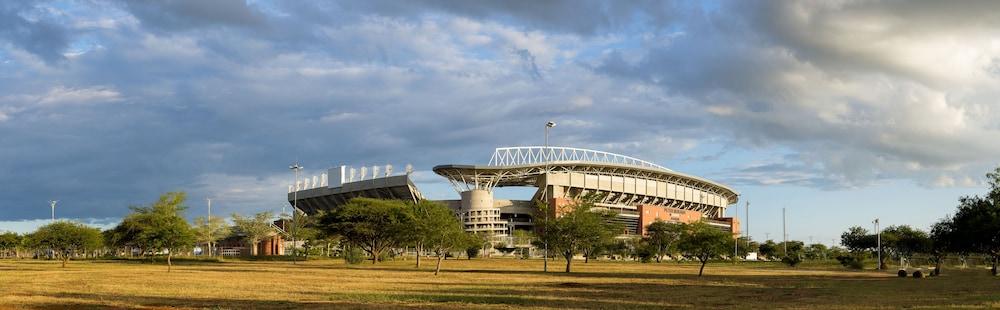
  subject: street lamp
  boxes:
[49,200,58,222]
[873,218,881,270]
[290,163,303,260]
[543,121,555,272]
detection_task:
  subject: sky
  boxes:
[2,1,999,245]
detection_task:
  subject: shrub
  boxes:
[912,270,923,278]
[343,246,365,265]
[636,245,655,263]
[781,255,802,267]
[897,269,907,277]
[836,255,865,269]
[465,246,480,259]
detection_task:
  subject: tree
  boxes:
[645,220,684,262]
[128,192,197,272]
[318,198,413,264]
[840,226,875,255]
[282,210,318,263]
[0,232,21,258]
[929,218,955,275]
[408,200,447,268]
[677,221,732,276]
[804,243,829,260]
[105,213,148,257]
[882,225,929,268]
[193,215,230,257]
[949,173,1000,275]
[27,221,103,268]
[758,240,779,260]
[536,196,622,272]
[232,211,276,256]
[411,200,470,275]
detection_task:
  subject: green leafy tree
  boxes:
[411,201,470,275]
[232,211,276,256]
[928,218,955,275]
[193,215,230,257]
[128,192,197,271]
[677,221,732,276]
[27,221,103,268]
[758,240,779,260]
[0,232,21,258]
[804,243,829,260]
[318,198,413,264]
[105,213,149,257]
[882,225,929,268]
[537,196,622,272]
[282,210,318,263]
[949,166,1000,275]
[645,220,684,262]
[408,200,447,268]
[841,226,873,253]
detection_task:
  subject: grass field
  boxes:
[1,258,998,309]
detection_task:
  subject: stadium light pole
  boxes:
[49,200,58,222]
[873,218,881,270]
[543,121,555,272]
[290,163,303,261]
[207,198,212,256]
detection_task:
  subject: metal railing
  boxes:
[488,146,670,171]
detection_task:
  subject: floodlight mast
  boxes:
[49,200,58,222]
[543,121,555,273]
[290,163,304,261]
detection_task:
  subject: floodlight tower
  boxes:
[289,163,304,260]
[49,200,58,222]
[543,121,555,272]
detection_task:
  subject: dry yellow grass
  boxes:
[1,258,998,309]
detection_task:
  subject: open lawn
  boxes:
[1,258,998,309]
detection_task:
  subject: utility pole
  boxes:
[49,200,58,222]
[745,201,750,250]
[875,218,881,270]
[543,121,555,272]
[782,207,787,256]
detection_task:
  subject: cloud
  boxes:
[36,86,122,105]
[0,2,71,63]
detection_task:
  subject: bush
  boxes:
[897,269,907,277]
[465,246,480,259]
[781,255,802,267]
[636,245,655,263]
[343,246,365,264]
[912,270,923,278]
[836,255,865,269]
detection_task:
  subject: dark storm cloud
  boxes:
[3,0,1000,225]
[0,2,70,63]
[117,0,266,31]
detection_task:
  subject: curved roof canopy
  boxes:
[434,146,739,203]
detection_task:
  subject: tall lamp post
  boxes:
[49,200,58,222]
[207,198,212,256]
[873,218,881,270]
[543,121,555,272]
[290,163,303,261]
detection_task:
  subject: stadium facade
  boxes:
[288,146,740,239]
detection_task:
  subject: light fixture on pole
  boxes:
[290,163,304,260]
[873,218,881,270]
[543,121,555,272]
[49,200,58,222]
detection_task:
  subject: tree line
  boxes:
[836,167,1000,276]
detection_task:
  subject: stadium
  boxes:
[287,146,740,240]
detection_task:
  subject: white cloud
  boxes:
[36,86,123,106]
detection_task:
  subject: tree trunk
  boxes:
[435,253,444,275]
[416,242,422,268]
[584,252,589,264]
[167,252,172,272]
[698,259,707,276]
[990,255,998,276]
[61,255,68,268]
[565,253,573,273]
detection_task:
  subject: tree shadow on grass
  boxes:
[40,292,437,310]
